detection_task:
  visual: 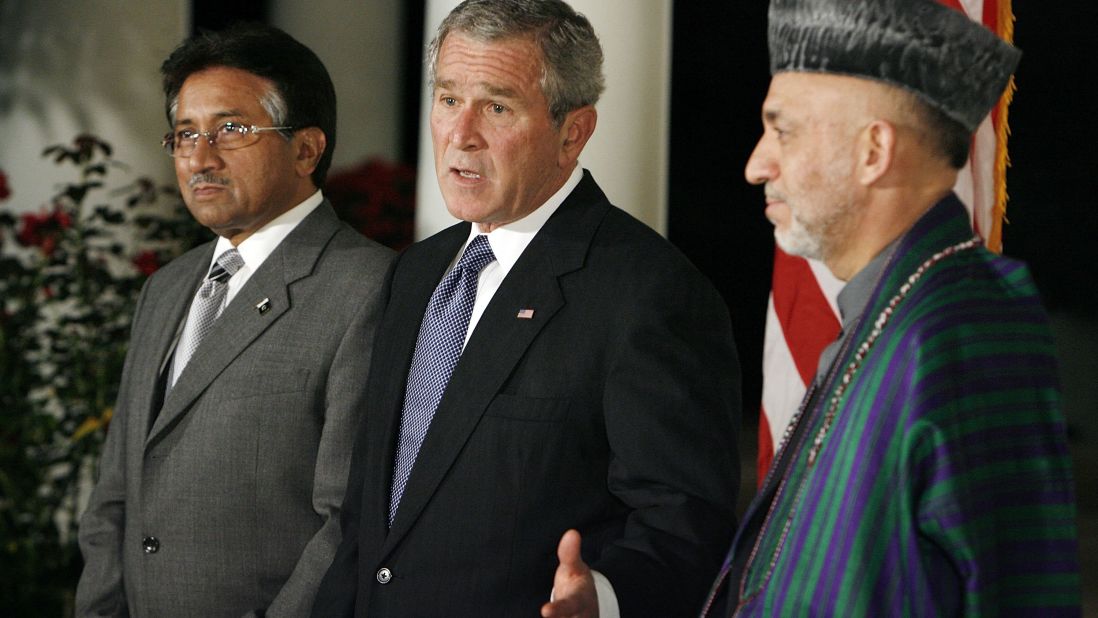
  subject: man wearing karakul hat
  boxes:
[701,0,1081,615]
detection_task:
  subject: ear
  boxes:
[293,127,327,179]
[557,105,597,168]
[857,119,896,186]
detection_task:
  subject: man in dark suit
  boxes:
[75,25,393,617]
[314,1,741,616]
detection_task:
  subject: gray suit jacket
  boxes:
[76,201,394,617]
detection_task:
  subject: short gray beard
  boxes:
[775,197,854,263]
[775,209,823,260]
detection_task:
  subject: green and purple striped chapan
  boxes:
[709,195,1080,616]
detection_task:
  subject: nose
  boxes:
[450,107,485,151]
[187,135,224,173]
[744,134,776,185]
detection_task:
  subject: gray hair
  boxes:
[167,85,292,141]
[427,0,605,127]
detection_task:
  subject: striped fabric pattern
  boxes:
[734,196,1079,616]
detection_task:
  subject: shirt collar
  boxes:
[211,189,324,271]
[835,235,900,327]
[460,164,583,276]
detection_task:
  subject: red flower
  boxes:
[0,169,10,201]
[326,159,416,251]
[17,205,72,256]
[132,250,161,276]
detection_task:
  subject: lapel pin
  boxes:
[516,308,535,319]
[256,298,271,315]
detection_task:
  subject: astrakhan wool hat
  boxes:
[768,0,1021,131]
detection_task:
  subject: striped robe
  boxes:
[712,195,1080,616]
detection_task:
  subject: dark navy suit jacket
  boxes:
[315,172,741,617]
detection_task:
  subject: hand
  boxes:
[541,529,599,618]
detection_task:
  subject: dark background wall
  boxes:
[668,3,772,414]
[1002,3,1098,317]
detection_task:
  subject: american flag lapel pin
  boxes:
[256,298,271,315]
[516,308,535,319]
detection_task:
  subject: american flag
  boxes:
[757,0,1017,487]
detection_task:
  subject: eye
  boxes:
[219,121,248,135]
[177,129,199,141]
[441,96,457,107]
[489,103,507,114]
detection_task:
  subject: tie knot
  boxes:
[458,235,496,275]
[209,248,245,282]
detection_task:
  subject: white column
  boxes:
[415,0,674,239]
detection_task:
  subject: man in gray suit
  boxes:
[75,24,393,617]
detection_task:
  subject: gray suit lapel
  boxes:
[145,202,342,449]
[133,246,214,435]
[382,175,608,552]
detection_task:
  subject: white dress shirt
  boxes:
[168,190,324,387]
[456,165,580,345]
[209,189,324,306]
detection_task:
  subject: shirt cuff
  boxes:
[591,569,620,618]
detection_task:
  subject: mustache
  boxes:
[188,173,230,188]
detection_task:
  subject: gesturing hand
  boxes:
[541,529,599,618]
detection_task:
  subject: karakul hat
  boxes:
[768,0,1021,132]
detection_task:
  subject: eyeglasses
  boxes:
[161,122,294,158]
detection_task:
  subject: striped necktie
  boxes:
[388,234,496,525]
[170,248,245,386]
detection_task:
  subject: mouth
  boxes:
[763,193,787,224]
[764,189,789,206]
[449,167,484,183]
[189,184,228,200]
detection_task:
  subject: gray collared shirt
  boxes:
[814,238,901,386]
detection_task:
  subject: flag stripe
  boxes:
[761,249,841,487]
[770,247,841,385]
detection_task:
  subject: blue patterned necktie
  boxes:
[171,248,246,386]
[389,234,496,525]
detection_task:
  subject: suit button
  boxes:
[376,568,392,584]
[142,536,160,554]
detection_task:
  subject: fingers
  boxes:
[541,529,597,618]
[556,528,584,574]
[541,591,589,618]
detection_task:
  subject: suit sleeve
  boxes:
[593,261,742,617]
[311,255,398,617]
[308,404,368,618]
[74,280,154,617]
[262,265,388,618]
